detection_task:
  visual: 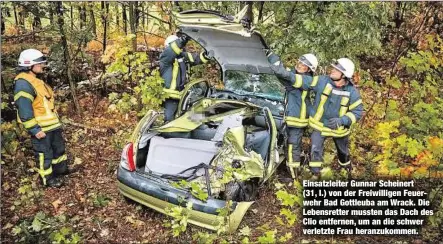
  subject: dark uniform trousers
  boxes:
[310,130,350,171]
[164,99,179,122]
[31,129,68,185]
[287,127,304,167]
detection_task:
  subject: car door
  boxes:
[175,79,210,118]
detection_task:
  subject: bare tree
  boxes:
[129,2,137,51]
[122,3,127,34]
[56,2,81,113]
[79,3,86,29]
[101,1,109,53]
[89,2,96,37]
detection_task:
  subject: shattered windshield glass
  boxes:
[224,70,285,101]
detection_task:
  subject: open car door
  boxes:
[175,79,210,118]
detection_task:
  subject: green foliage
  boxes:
[275,189,302,207]
[274,181,303,233]
[91,193,111,207]
[12,178,42,211]
[257,230,277,244]
[214,200,234,235]
[373,120,443,178]
[163,202,193,237]
[421,184,443,241]
[239,226,251,237]
[49,227,81,244]
[171,180,209,202]
[11,212,81,243]
[192,231,218,244]
[259,2,392,66]
[1,121,26,157]
[106,35,166,116]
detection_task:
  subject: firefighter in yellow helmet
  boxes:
[14,49,69,188]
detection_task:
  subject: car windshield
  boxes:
[224,70,285,101]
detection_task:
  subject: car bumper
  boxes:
[117,166,253,232]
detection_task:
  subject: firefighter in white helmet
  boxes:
[267,51,319,178]
[270,55,363,175]
[160,33,211,122]
[14,49,69,188]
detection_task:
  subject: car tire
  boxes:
[225,180,259,202]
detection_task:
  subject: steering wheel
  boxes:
[211,93,238,100]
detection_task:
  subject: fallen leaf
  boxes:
[100,228,109,237]
[2,223,13,230]
[74,157,83,165]
[52,199,62,211]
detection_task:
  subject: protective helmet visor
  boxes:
[33,56,47,63]
[331,60,346,74]
[298,56,313,68]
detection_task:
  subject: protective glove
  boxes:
[325,118,343,130]
[264,48,273,57]
[202,51,211,60]
[177,35,190,48]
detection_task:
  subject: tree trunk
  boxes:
[115,3,119,28]
[257,2,265,23]
[79,4,87,29]
[134,1,140,30]
[1,15,5,35]
[32,15,41,31]
[56,2,81,114]
[101,1,108,53]
[122,3,127,35]
[48,3,53,25]
[89,3,96,37]
[70,3,73,30]
[129,2,137,51]
[18,7,25,31]
[141,2,145,29]
[246,2,253,25]
[13,4,18,27]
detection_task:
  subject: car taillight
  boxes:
[120,143,135,171]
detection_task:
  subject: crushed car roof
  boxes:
[174,8,272,75]
[180,26,272,75]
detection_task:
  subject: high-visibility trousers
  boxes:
[286,127,304,178]
[31,129,68,185]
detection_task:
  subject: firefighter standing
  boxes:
[267,51,319,178]
[14,49,69,188]
[160,34,211,122]
[269,55,363,174]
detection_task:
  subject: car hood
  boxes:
[179,25,272,75]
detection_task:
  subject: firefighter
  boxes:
[160,34,211,122]
[267,51,318,178]
[269,55,363,174]
[14,49,69,188]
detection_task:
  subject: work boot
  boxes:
[46,177,64,188]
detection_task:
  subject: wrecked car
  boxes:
[117,7,287,232]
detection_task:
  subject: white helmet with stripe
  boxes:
[18,49,47,67]
[299,53,318,72]
[164,35,178,47]
[331,58,355,78]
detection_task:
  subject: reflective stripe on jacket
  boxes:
[269,57,363,137]
[14,72,61,134]
[159,39,209,100]
[268,53,317,128]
